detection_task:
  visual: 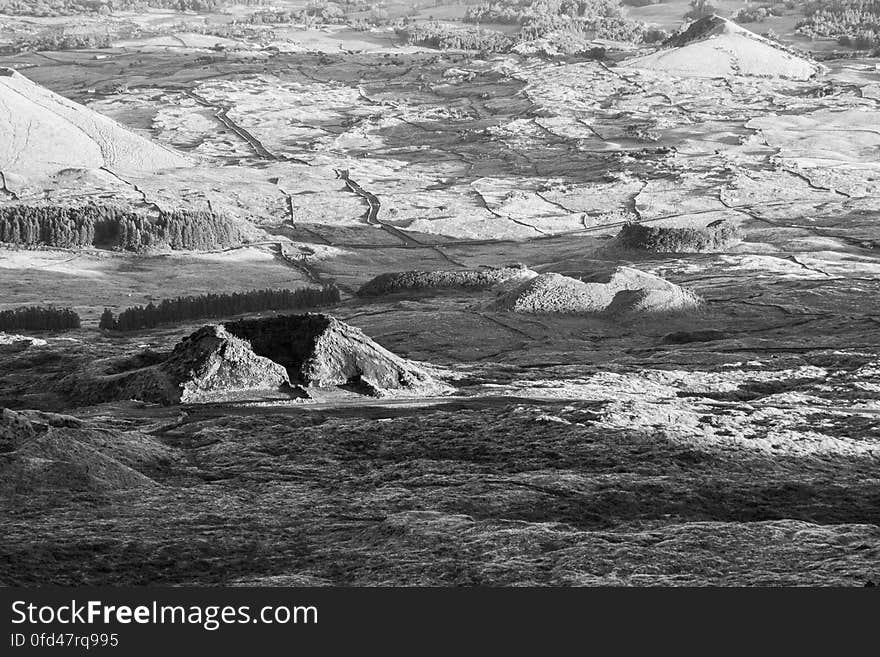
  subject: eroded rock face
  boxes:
[224,314,445,394]
[61,325,293,406]
[62,314,448,405]
[161,325,292,403]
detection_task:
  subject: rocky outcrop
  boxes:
[62,314,448,405]
[490,267,701,316]
[160,325,292,403]
[224,314,447,395]
[61,326,294,406]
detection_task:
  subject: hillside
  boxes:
[622,15,822,80]
[0,67,190,177]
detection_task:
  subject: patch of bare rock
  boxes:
[357,264,537,297]
[64,314,449,405]
[490,267,701,316]
[0,333,47,353]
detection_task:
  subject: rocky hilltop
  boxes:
[64,314,448,405]
[622,16,822,80]
[224,314,447,395]
[161,325,292,403]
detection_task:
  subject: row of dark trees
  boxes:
[116,208,241,251]
[0,205,241,251]
[99,286,340,331]
[395,22,518,51]
[0,0,268,17]
[463,0,647,41]
[0,306,81,332]
[796,0,880,47]
[397,0,648,51]
[11,32,113,53]
[464,0,627,25]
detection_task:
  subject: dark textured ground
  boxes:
[1,398,878,586]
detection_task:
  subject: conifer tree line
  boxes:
[0,1,269,18]
[0,306,81,331]
[100,286,341,331]
[0,204,241,251]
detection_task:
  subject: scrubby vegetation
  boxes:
[357,265,534,297]
[0,306,81,332]
[464,0,633,28]
[395,22,517,51]
[611,221,742,253]
[244,1,365,26]
[0,205,241,251]
[397,0,648,52]
[795,0,880,48]
[9,31,113,53]
[683,0,717,21]
[0,0,268,17]
[99,286,340,331]
[733,4,784,23]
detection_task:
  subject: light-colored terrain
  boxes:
[0,16,878,586]
[0,67,189,176]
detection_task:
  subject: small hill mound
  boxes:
[603,287,702,316]
[607,220,742,253]
[491,272,613,314]
[64,314,449,405]
[224,314,448,396]
[357,265,537,298]
[0,409,165,494]
[490,267,700,316]
[621,16,821,80]
[63,326,294,406]
[0,68,190,176]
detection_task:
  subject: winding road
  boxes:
[334,168,422,247]
[184,90,310,165]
